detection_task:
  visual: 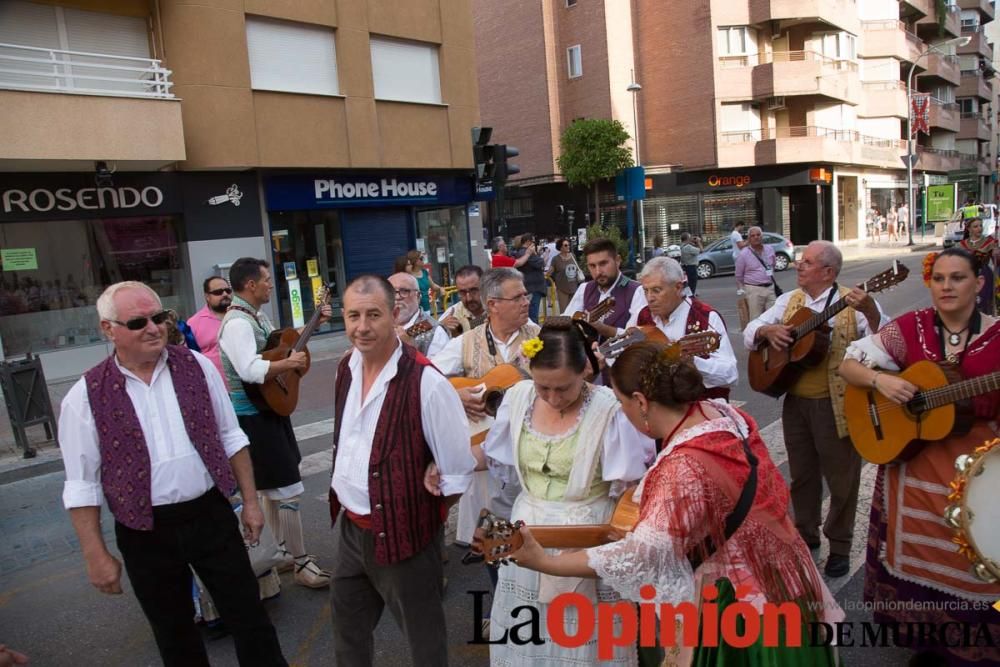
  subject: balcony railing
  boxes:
[720,126,904,148]
[0,43,174,99]
[718,49,858,71]
[862,80,906,91]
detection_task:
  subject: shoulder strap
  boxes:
[750,248,772,271]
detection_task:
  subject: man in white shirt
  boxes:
[743,241,884,578]
[730,221,748,263]
[626,256,739,399]
[58,281,285,665]
[561,238,647,340]
[438,265,487,338]
[328,275,474,665]
[388,272,448,357]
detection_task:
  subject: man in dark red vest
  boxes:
[561,238,647,339]
[329,275,474,665]
[58,281,285,666]
[628,256,738,400]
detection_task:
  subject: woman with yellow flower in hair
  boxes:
[435,316,654,666]
[839,247,1000,666]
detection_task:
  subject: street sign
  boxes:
[901,154,918,168]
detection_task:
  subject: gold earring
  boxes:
[640,409,651,435]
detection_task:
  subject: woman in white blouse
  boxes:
[432,316,654,666]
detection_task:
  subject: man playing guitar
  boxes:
[743,241,885,578]
[626,256,738,400]
[388,272,447,357]
[437,265,487,338]
[218,257,332,589]
[561,238,647,339]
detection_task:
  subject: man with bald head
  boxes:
[744,240,886,578]
[735,225,779,320]
[388,271,447,357]
[57,281,286,665]
[328,274,473,665]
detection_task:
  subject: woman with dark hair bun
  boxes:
[504,341,844,665]
[430,316,654,665]
[839,247,1000,666]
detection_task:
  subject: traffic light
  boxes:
[471,127,495,190]
[495,144,520,187]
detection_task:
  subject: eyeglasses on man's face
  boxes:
[457,288,480,297]
[108,309,172,331]
[207,288,232,296]
[492,292,530,303]
[394,288,417,299]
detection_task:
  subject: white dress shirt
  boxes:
[331,342,475,515]
[59,350,248,510]
[218,316,270,383]
[431,324,526,377]
[561,274,648,332]
[743,286,886,350]
[402,310,449,358]
[624,299,739,389]
[730,230,744,260]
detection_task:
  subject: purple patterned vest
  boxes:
[84,345,237,530]
[582,273,640,330]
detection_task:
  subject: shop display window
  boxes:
[0,216,191,358]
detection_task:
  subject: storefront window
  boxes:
[702,191,758,242]
[269,209,346,332]
[416,206,471,287]
[0,216,191,358]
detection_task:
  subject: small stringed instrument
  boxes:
[404,318,435,338]
[247,284,332,416]
[572,297,616,325]
[447,311,488,338]
[748,262,909,398]
[598,327,721,361]
[846,360,1000,464]
[450,364,530,444]
[477,487,640,563]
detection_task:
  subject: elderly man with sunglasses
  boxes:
[187,276,233,382]
[57,281,287,666]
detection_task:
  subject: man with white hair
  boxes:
[735,226,779,320]
[744,240,885,578]
[57,281,286,665]
[388,272,447,357]
[626,256,738,399]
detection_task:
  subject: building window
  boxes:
[0,216,191,358]
[717,26,754,56]
[567,45,582,78]
[819,32,856,61]
[719,102,761,142]
[370,36,441,104]
[245,17,339,96]
[566,0,577,6]
[958,98,976,113]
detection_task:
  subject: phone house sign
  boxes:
[265,173,474,211]
[2,186,165,214]
[314,178,438,201]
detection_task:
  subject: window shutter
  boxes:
[246,16,339,96]
[370,37,441,104]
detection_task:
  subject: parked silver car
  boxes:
[695,232,794,279]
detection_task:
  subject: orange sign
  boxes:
[707,174,751,188]
[809,168,833,184]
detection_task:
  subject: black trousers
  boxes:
[329,516,448,666]
[683,264,699,295]
[114,489,286,667]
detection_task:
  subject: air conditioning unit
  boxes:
[766,96,786,110]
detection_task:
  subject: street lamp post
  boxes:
[906,35,970,246]
[628,73,644,264]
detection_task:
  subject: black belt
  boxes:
[746,282,772,287]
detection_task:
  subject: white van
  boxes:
[943,204,997,248]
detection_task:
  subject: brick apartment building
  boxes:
[0,0,482,380]
[474,0,998,252]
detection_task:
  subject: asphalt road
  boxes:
[3,250,992,666]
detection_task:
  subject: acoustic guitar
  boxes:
[450,364,530,445]
[477,487,640,563]
[447,312,488,338]
[572,297,616,325]
[245,284,332,416]
[748,262,909,398]
[846,360,1000,464]
[598,327,721,361]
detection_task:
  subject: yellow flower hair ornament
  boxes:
[922,251,938,287]
[521,337,544,359]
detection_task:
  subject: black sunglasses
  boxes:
[208,288,233,296]
[108,310,172,331]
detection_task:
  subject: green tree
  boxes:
[557,119,634,225]
[583,222,629,261]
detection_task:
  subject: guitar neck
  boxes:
[794,296,849,340]
[920,371,1000,409]
[532,525,618,549]
[292,309,323,353]
[588,300,614,323]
